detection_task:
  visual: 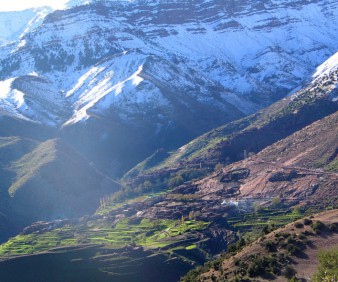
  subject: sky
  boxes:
[0,0,69,11]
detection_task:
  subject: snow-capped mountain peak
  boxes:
[0,7,52,47]
[0,0,338,130]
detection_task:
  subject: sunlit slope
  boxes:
[124,51,338,180]
[183,210,338,282]
[0,137,119,241]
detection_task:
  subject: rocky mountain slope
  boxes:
[118,110,338,228]
[189,110,338,210]
[1,0,338,176]
[124,50,338,187]
[0,1,337,279]
[0,100,336,281]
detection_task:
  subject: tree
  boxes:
[313,248,338,282]
[214,163,223,171]
[284,266,296,279]
[168,175,184,187]
[271,197,281,206]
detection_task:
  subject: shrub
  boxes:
[180,265,208,282]
[262,225,270,235]
[284,266,296,279]
[214,163,224,171]
[168,175,184,187]
[287,237,296,244]
[287,244,301,255]
[237,238,246,248]
[280,232,291,239]
[294,222,304,228]
[303,218,313,225]
[231,276,242,282]
[271,197,281,206]
[280,241,287,249]
[265,240,276,252]
[328,223,338,232]
[210,260,221,271]
[313,248,338,282]
[227,244,237,253]
[261,224,276,235]
[298,233,306,240]
[311,221,326,234]
[303,230,313,236]
[247,256,278,277]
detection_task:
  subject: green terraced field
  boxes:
[0,218,209,257]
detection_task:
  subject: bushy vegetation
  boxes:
[247,255,278,277]
[311,221,327,234]
[294,222,304,228]
[303,218,313,225]
[284,266,296,279]
[180,265,208,282]
[264,240,276,252]
[227,238,246,253]
[328,223,338,232]
[313,248,338,282]
[109,168,210,205]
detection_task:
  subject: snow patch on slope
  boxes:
[0,7,52,47]
[0,75,71,126]
[1,0,338,127]
[64,52,166,125]
[0,78,32,121]
[313,51,338,79]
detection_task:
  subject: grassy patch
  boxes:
[326,158,338,172]
[185,245,197,250]
[8,140,57,196]
[229,207,303,236]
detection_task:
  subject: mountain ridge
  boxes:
[0,108,336,281]
[124,50,338,181]
[0,2,337,278]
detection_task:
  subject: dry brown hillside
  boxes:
[119,112,338,225]
[200,210,338,282]
[194,110,338,208]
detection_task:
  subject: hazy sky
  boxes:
[0,0,68,11]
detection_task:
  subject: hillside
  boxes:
[194,110,338,207]
[184,210,338,282]
[123,51,338,186]
[115,111,338,232]
[0,108,336,280]
[1,0,338,177]
[0,7,52,46]
[0,137,119,242]
[0,1,337,280]
[0,136,39,242]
